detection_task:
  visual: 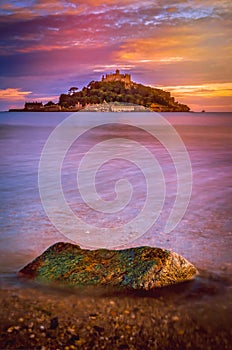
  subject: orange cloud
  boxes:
[116,35,209,64]
[156,83,232,111]
[115,15,232,64]
[159,83,232,98]
[115,37,197,65]
[0,88,32,101]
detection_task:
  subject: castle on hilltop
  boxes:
[101,69,132,85]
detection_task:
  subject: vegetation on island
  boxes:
[59,80,190,112]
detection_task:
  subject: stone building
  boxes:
[24,102,43,111]
[82,102,149,112]
[101,69,132,85]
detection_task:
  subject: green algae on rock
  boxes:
[19,243,198,290]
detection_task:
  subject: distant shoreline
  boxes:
[7,109,198,113]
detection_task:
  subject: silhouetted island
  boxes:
[9,70,190,112]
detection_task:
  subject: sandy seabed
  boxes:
[0,274,231,350]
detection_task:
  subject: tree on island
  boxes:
[44,101,56,106]
[68,87,79,95]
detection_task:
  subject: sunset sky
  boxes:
[0,0,231,111]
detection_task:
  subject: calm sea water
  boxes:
[0,111,231,284]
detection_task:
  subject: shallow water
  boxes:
[0,111,231,286]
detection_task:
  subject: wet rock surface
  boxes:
[19,242,198,289]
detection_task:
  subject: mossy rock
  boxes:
[19,243,198,290]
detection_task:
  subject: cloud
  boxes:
[1,0,231,24]
[115,15,232,61]
[160,83,232,98]
[159,82,232,98]
[1,0,231,57]
[0,0,231,111]
[155,83,232,111]
[0,88,32,101]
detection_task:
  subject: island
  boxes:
[9,70,190,112]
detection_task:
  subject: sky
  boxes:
[0,0,231,111]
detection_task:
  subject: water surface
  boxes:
[0,111,231,284]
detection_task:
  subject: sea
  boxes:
[0,111,231,290]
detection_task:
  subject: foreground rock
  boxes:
[19,243,198,290]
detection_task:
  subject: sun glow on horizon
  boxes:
[156,83,232,98]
